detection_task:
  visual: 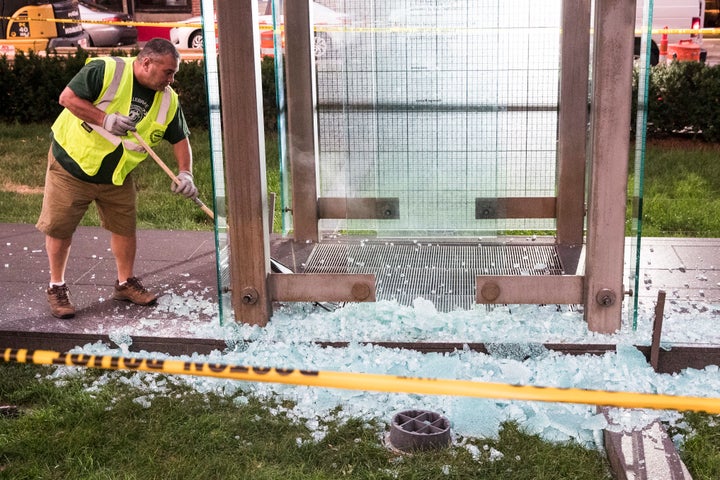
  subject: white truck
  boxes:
[635,0,706,64]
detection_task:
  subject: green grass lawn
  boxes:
[633,138,720,237]
[0,122,281,232]
[2,362,719,479]
[2,124,720,478]
[2,124,719,237]
[0,362,615,479]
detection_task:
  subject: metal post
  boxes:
[216,0,272,325]
[584,0,635,332]
[556,0,591,247]
[650,290,667,371]
[285,0,320,242]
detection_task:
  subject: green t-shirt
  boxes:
[53,58,190,184]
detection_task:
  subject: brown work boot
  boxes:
[113,277,158,306]
[47,284,76,319]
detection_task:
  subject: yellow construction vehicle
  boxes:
[1,0,90,53]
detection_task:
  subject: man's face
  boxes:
[139,54,179,91]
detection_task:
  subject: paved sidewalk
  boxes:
[630,236,720,304]
[1,223,718,348]
[0,223,219,341]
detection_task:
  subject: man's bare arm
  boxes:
[172,137,193,173]
[58,87,106,126]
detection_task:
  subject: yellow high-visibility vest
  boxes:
[52,57,178,185]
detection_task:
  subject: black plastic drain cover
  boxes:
[388,409,451,452]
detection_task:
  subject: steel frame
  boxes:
[216,0,636,331]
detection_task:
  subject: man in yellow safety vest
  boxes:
[36,38,198,319]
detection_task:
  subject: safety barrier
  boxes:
[2,15,719,36]
[2,347,720,414]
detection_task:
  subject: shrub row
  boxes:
[2,49,719,141]
[0,50,89,124]
[0,48,278,132]
[635,60,720,142]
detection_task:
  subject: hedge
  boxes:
[0,50,88,124]
[2,49,719,141]
[637,60,720,142]
[0,48,278,132]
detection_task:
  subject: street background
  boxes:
[705,37,720,63]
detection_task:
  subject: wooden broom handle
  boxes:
[131,131,215,220]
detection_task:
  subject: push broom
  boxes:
[133,131,333,309]
[131,131,215,220]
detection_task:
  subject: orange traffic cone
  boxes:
[659,26,668,64]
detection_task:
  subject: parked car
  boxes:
[258,0,351,58]
[79,2,137,47]
[169,15,204,49]
[169,2,350,57]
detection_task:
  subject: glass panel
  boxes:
[200,0,230,324]
[629,0,653,330]
[310,0,562,237]
[269,0,292,236]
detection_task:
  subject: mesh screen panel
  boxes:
[314,0,562,235]
[304,241,565,311]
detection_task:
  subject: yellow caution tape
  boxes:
[0,15,195,28]
[0,15,274,33]
[3,15,719,36]
[3,347,720,414]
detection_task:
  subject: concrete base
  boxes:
[2,223,719,339]
[601,407,692,480]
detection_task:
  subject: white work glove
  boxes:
[172,171,199,199]
[103,113,136,136]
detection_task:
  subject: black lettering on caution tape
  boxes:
[1,348,35,363]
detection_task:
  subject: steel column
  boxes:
[584,0,635,332]
[285,0,320,242]
[556,0,592,247]
[217,0,272,325]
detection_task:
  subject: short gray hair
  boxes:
[138,38,180,62]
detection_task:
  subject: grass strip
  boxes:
[0,363,614,479]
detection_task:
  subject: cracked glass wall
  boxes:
[629,0,652,329]
[282,0,563,236]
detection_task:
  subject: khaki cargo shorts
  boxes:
[36,149,137,239]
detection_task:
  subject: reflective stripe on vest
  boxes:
[51,57,179,185]
[88,57,172,152]
[96,57,124,112]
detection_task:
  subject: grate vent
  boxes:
[303,242,565,311]
[387,410,451,452]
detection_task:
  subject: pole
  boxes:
[131,131,215,220]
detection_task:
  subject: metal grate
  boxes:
[303,241,565,311]
[314,0,562,235]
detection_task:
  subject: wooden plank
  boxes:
[285,0,319,242]
[475,197,556,219]
[650,290,667,371]
[601,407,692,480]
[476,275,584,304]
[584,0,634,333]
[317,197,400,219]
[556,0,591,246]
[5,329,720,376]
[217,0,272,326]
[269,273,376,303]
